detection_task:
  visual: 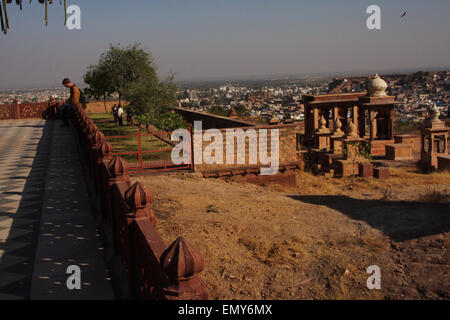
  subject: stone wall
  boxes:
[70,103,208,300]
[193,123,301,175]
[0,100,52,120]
[0,99,124,120]
[173,107,255,129]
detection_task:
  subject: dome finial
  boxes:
[366,74,387,97]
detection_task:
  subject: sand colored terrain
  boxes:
[132,168,450,300]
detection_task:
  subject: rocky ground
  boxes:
[132,168,449,300]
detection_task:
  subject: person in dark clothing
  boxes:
[126,109,133,126]
[112,104,118,123]
[60,78,80,127]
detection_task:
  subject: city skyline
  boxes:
[0,0,449,89]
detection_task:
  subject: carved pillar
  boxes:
[333,106,339,131]
[370,110,378,140]
[389,108,395,140]
[352,105,359,136]
[313,106,319,131]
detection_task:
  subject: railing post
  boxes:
[159,237,208,300]
[189,125,195,171]
[13,99,20,119]
[137,129,143,174]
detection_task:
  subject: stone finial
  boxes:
[366,74,388,97]
[96,140,113,159]
[124,181,154,210]
[429,103,442,123]
[108,156,129,178]
[160,237,205,280]
[346,120,358,137]
[334,117,343,134]
[87,122,97,136]
[319,115,327,130]
[228,107,238,118]
[124,182,156,225]
[90,130,105,146]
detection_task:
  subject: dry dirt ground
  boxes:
[132,167,450,300]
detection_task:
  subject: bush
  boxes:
[134,111,187,132]
[417,187,450,203]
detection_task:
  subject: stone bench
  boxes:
[385,143,412,161]
[374,167,390,179]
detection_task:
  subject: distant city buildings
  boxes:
[177,70,450,123]
[2,70,449,123]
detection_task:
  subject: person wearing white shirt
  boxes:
[117,105,124,127]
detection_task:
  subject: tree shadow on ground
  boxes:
[289,195,449,242]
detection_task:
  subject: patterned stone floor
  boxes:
[0,120,51,299]
[0,120,114,299]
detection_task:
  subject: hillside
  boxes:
[132,169,450,299]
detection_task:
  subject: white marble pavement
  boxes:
[0,120,114,299]
[0,120,50,299]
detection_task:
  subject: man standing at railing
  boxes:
[60,78,80,127]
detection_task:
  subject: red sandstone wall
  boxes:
[193,123,300,173]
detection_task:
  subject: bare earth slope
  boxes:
[133,169,449,300]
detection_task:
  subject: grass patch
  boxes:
[92,116,172,163]
[88,112,114,121]
[417,186,450,203]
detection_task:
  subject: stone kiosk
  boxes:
[301,74,397,177]
[421,105,449,171]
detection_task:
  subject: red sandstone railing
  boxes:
[0,98,62,120]
[71,102,208,300]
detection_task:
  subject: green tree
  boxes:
[84,43,158,106]
[209,105,228,117]
[124,73,177,115]
[83,66,114,113]
[234,104,250,117]
[84,43,177,116]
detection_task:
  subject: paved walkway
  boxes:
[0,120,114,299]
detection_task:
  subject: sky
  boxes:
[0,0,449,89]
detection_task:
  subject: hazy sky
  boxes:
[1,0,449,88]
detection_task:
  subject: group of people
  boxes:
[58,77,134,128]
[112,104,133,127]
[112,104,124,126]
